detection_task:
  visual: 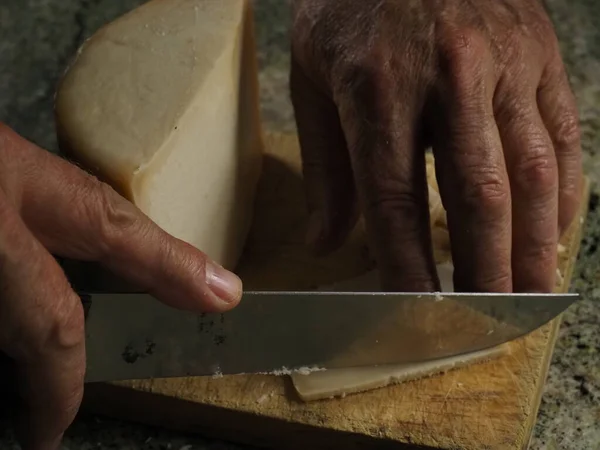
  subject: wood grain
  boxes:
[82,133,591,450]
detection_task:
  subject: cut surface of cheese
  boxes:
[55,0,263,269]
[292,262,509,401]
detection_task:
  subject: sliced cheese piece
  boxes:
[55,0,263,269]
[291,262,509,401]
[292,343,509,402]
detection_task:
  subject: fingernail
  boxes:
[306,211,324,248]
[206,261,242,304]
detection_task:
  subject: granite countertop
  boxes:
[0,0,598,449]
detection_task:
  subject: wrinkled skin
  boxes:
[0,123,242,449]
[291,0,582,293]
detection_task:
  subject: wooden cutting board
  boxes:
[82,133,591,450]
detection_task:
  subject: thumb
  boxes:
[0,124,242,313]
[290,57,358,255]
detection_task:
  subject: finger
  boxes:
[432,31,512,292]
[0,124,241,313]
[494,74,559,293]
[0,192,85,450]
[290,57,358,255]
[537,59,583,235]
[335,60,438,291]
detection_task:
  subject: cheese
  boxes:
[292,263,510,401]
[292,343,509,402]
[55,0,263,269]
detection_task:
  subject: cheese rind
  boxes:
[55,0,263,269]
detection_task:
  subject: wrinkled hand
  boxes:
[0,124,242,450]
[291,0,582,293]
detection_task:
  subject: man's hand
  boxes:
[291,0,582,293]
[0,123,242,449]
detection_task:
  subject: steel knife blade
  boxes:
[81,290,578,383]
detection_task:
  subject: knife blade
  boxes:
[81,290,578,383]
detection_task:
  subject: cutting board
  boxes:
[82,133,591,450]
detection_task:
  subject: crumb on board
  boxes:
[256,391,275,404]
[256,394,269,404]
[212,365,223,379]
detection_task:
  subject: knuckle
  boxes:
[478,270,512,292]
[503,28,524,53]
[292,4,352,87]
[79,176,145,258]
[437,27,489,87]
[10,288,85,359]
[364,185,423,221]
[293,1,389,91]
[553,111,581,152]
[513,152,558,194]
[334,51,395,106]
[534,17,560,54]
[461,170,510,215]
[51,294,85,352]
[363,184,425,241]
[494,37,523,71]
[438,27,488,61]
[36,289,85,355]
[456,261,512,292]
[524,239,557,263]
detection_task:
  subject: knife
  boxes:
[81,290,578,383]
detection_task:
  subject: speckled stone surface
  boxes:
[0,0,598,449]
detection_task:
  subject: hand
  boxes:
[0,123,242,449]
[291,0,582,293]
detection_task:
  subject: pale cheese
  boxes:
[55,0,263,269]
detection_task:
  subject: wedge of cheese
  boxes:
[55,0,263,269]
